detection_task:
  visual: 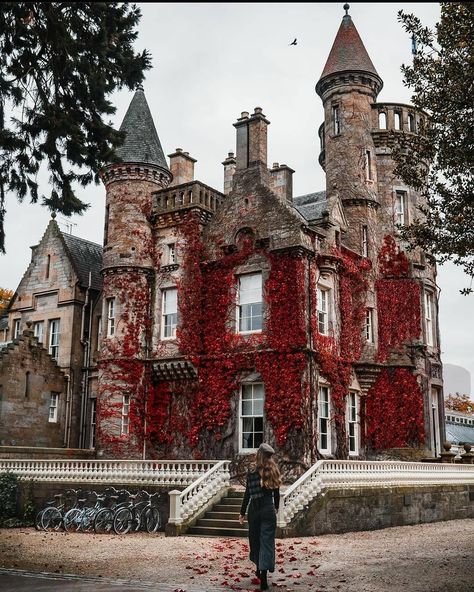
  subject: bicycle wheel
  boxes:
[143,506,161,533]
[35,509,46,531]
[41,507,63,531]
[94,508,114,534]
[63,508,82,533]
[113,507,133,535]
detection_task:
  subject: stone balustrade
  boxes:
[168,460,230,526]
[0,459,220,487]
[277,459,474,527]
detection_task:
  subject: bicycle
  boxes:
[35,489,78,531]
[93,488,130,534]
[113,491,161,535]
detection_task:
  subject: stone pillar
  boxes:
[168,149,197,186]
[222,151,236,195]
[270,163,295,203]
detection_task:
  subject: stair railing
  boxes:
[277,459,474,527]
[168,460,230,525]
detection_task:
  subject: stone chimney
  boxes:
[270,162,295,203]
[233,107,270,170]
[222,151,236,195]
[168,148,197,186]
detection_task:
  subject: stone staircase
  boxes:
[187,489,248,537]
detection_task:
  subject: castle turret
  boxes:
[316,3,382,255]
[98,86,172,456]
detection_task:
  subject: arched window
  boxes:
[408,114,416,132]
[378,112,387,129]
[394,112,402,130]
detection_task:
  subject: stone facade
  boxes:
[0,326,66,447]
[1,9,445,467]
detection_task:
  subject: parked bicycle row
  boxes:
[35,487,162,534]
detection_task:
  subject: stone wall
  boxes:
[0,331,66,448]
[280,484,474,537]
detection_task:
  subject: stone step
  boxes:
[195,518,248,529]
[206,511,241,520]
[187,525,248,537]
[213,504,241,514]
[227,490,245,498]
[219,497,243,506]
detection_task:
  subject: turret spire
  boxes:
[317,7,380,84]
[115,87,169,172]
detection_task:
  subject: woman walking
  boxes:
[239,443,281,591]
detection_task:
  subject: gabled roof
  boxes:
[319,13,379,82]
[116,87,169,171]
[61,232,102,291]
[293,191,329,222]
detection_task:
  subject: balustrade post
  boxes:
[277,503,286,528]
[168,490,182,524]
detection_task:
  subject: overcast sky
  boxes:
[1,2,472,393]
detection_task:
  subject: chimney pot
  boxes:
[240,111,249,119]
[176,148,182,153]
[272,162,280,169]
[254,107,263,114]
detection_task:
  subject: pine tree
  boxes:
[0,2,151,252]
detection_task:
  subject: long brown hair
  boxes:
[256,449,281,489]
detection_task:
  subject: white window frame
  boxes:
[13,319,21,339]
[239,382,264,452]
[317,287,330,335]
[48,319,60,360]
[425,290,435,347]
[34,321,44,343]
[121,394,130,436]
[48,393,59,423]
[318,385,331,454]
[161,287,178,340]
[237,273,263,334]
[106,298,115,337]
[167,243,177,265]
[394,191,407,226]
[362,225,368,257]
[365,308,374,343]
[90,398,97,448]
[332,105,341,135]
[347,391,360,456]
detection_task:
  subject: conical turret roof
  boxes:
[115,87,169,171]
[319,10,379,82]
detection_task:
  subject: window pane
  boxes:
[253,398,264,416]
[164,289,177,314]
[242,399,253,416]
[254,431,263,448]
[239,274,262,305]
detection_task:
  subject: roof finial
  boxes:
[51,211,56,220]
[136,82,144,91]
[343,3,350,16]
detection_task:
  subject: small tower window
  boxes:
[408,114,416,132]
[46,254,51,279]
[332,105,341,135]
[106,298,115,337]
[104,205,110,246]
[378,112,387,129]
[394,112,402,130]
[365,150,373,180]
[362,225,368,257]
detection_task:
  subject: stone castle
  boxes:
[0,7,445,469]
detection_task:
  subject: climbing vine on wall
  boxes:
[376,236,421,362]
[365,367,425,449]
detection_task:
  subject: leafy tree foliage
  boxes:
[393,3,474,291]
[445,393,474,414]
[0,287,14,312]
[0,2,151,252]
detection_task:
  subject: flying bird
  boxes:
[289,38,297,46]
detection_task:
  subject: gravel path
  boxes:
[1,519,473,591]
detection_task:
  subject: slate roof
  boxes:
[293,191,329,222]
[319,13,379,81]
[116,88,169,171]
[0,317,8,332]
[62,233,103,291]
[445,422,474,445]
